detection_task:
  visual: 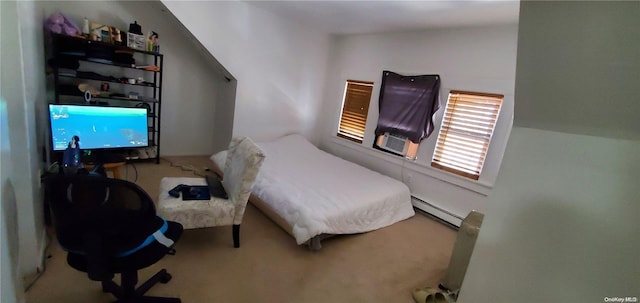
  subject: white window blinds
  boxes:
[431,90,503,180]
[337,80,373,143]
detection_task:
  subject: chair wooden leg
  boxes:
[232,224,240,248]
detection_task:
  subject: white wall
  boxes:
[1,5,26,302]
[38,1,232,156]
[459,2,640,302]
[213,78,237,152]
[513,2,640,141]
[318,25,519,224]
[458,128,640,302]
[1,0,47,284]
[161,1,332,144]
[1,98,22,303]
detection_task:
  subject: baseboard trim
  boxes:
[412,196,463,228]
[23,229,49,291]
[37,229,48,271]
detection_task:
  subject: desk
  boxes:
[84,162,126,179]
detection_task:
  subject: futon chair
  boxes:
[46,174,183,303]
[158,136,265,247]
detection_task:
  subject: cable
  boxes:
[162,157,206,177]
[401,155,408,185]
[131,163,138,183]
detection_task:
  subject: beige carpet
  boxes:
[26,156,456,303]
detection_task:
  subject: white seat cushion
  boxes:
[157,177,235,229]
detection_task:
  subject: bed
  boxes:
[210,134,415,250]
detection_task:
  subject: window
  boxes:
[337,80,373,143]
[431,90,504,180]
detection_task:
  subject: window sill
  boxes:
[328,136,493,196]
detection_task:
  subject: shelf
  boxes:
[52,33,163,57]
[58,74,158,88]
[108,96,158,103]
[59,93,158,103]
[80,58,161,72]
[49,32,162,165]
[54,56,161,73]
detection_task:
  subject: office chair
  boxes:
[46,174,183,303]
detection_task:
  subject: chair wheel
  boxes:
[160,273,172,283]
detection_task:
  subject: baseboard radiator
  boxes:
[440,210,484,294]
[411,196,464,228]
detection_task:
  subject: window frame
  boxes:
[431,90,504,180]
[336,80,374,143]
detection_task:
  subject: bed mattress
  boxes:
[212,134,415,245]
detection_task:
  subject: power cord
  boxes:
[162,157,206,177]
[124,163,139,183]
[401,155,407,184]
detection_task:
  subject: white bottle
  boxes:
[82,17,90,36]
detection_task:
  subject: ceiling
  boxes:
[248,0,520,35]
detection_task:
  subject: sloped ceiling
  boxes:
[515,1,640,140]
[249,0,520,35]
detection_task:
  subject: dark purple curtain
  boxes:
[374,71,440,144]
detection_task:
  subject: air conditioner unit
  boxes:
[378,132,409,155]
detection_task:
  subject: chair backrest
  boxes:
[46,175,162,275]
[222,137,265,224]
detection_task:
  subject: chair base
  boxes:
[102,269,181,303]
[113,296,180,303]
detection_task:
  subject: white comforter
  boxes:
[212,134,415,244]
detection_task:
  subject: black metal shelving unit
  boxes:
[47,33,163,164]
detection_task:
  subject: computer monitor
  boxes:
[48,104,149,151]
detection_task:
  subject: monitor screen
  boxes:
[49,104,149,151]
